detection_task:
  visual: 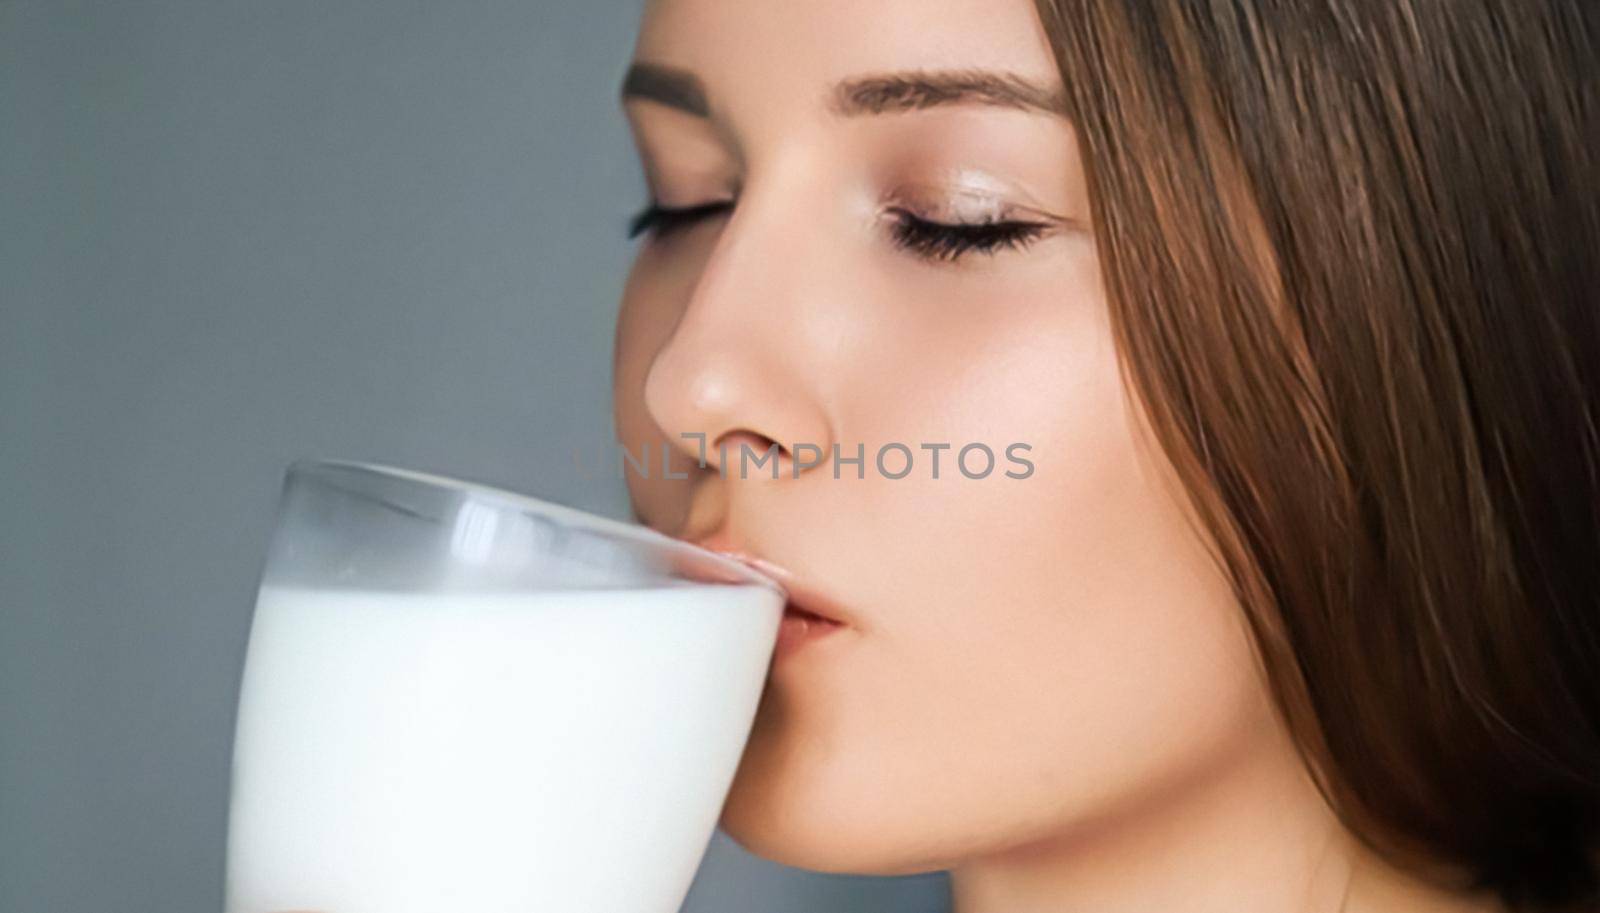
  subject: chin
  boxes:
[717,751,873,873]
[720,803,941,876]
[717,732,963,876]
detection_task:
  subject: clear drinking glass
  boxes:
[224,460,785,913]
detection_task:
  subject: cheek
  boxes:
[884,424,1262,847]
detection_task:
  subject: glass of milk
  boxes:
[224,459,785,913]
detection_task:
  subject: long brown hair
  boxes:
[1033,0,1600,908]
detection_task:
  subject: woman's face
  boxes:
[615,0,1273,874]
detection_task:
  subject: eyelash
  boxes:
[626,201,1050,262]
[882,207,1050,262]
[626,200,733,240]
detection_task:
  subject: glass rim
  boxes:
[284,457,787,597]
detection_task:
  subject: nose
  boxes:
[642,183,836,483]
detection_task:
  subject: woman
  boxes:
[613,1,1599,911]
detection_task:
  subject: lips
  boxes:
[688,535,852,629]
[689,536,850,662]
[781,599,841,626]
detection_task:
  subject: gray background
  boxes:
[0,2,951,910]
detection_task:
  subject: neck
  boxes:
[948,724,1500,913]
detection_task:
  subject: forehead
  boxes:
[632,0,1060,102]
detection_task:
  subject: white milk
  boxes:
[225,583,781,913]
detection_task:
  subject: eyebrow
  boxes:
[831,69,1068,117]
[619,63,1067,119]
[619,62,710,117]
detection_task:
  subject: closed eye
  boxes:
[885,208,1051,262]
[626,200,734,240]
[626,200,1053,263]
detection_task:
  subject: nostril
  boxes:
[711,430,791,479]
[713,430,786,460]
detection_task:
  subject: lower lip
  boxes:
[773,602,843,661]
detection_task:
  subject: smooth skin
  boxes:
[614,3,1502,912]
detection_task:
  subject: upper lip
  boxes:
[689,536,852,627]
